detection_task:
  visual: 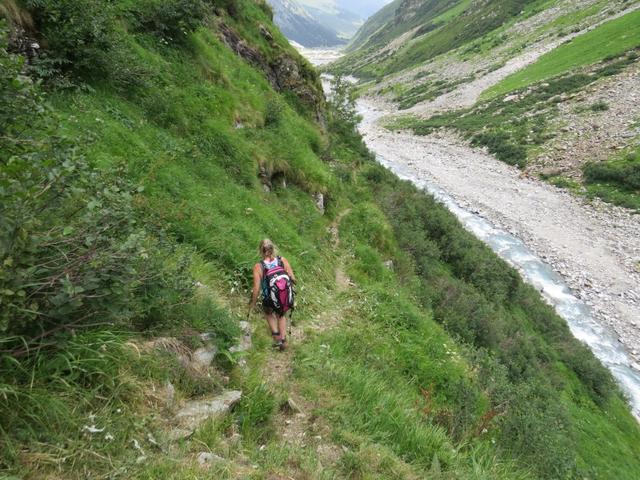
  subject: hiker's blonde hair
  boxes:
[259,239,276,258]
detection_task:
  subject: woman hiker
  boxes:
[250,239,296,351]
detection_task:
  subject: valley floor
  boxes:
[357,96,640,375]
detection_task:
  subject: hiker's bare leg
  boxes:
[265,313,278,335]
[278,315,287,342]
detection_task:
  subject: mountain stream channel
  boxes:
[300,47,640,420]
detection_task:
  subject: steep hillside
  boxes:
[2,1,640,479]
[268,0,344,46]
[346,0,402,51]
[336,0,640,210]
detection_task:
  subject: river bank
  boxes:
[357,95,640,364]
[356,97,640,417]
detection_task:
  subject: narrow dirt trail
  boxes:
[256,209,354,473]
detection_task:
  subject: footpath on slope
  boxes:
[256,210,354,476]
[358,95,640,370]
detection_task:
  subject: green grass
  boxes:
[398,50,638,169]
[3,1,640,478]
[486,8,640,97]
[583,147,640,210]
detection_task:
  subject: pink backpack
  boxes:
[261,257,295,315]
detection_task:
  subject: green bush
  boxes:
[584,157,640,191]
[132,0,208,43]
[0,28,194,345]
[25,0,119,80]
[590,101,609,112]
[362,170,626,477]
[472,131,528,167]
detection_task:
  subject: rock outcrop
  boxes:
[217,21,325,125]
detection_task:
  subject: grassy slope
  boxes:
[486,7,640,97]
[2,1,640,478]
[345,0,401,51]
[331,0,551,79]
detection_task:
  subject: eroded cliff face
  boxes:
[217,19,325,125]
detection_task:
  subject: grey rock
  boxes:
[230,322,253,354]
[163,381,176,407]
[192,346,218,369]
[314,193,325,214]
[197,452,224,467]
[171,390,242,439]
[282,397,303,414]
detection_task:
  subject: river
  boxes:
[300,47,640,420]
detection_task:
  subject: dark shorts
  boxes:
[262,301,274,315]
[262,301,282,316]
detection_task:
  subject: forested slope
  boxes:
[1,1,640,478]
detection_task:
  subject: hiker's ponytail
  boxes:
[259,239,276,258]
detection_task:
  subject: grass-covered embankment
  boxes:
[332,0,560,81]
[391,48,638,170]
[1,0,640,478]
[485,7,640,98]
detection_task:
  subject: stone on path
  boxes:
[197,452,225,467]
[192,345,218,369]
[170,390,242,440]
[230,321,253,353]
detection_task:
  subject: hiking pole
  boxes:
[288,310,293,338]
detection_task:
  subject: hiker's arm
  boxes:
[282,257,296,284]
[250,263,262,308]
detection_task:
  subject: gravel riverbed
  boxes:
[358,99,640,368]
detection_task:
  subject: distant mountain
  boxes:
[268,0,345,47]
[301,3,363,39]
[347,0,401,51]
[298,0,392,20]
[268,0,393,47]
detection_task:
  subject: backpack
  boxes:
[261,256,295,315]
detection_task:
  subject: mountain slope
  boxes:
[347,0,402,51]
[268,0,344,46]
[334,0,640,211]
[2,0,640,479]
[301,2,363,38]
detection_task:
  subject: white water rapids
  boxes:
[300,46,640,420]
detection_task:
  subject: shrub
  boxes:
[471,131,527,167]
[132,0,208,44]
[24,0,119,80]
[590,101,609,112]
[264,96,285,127]
[584,157,640,191]
[0,30,194,347]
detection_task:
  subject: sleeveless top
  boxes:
[262,257,280,271]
